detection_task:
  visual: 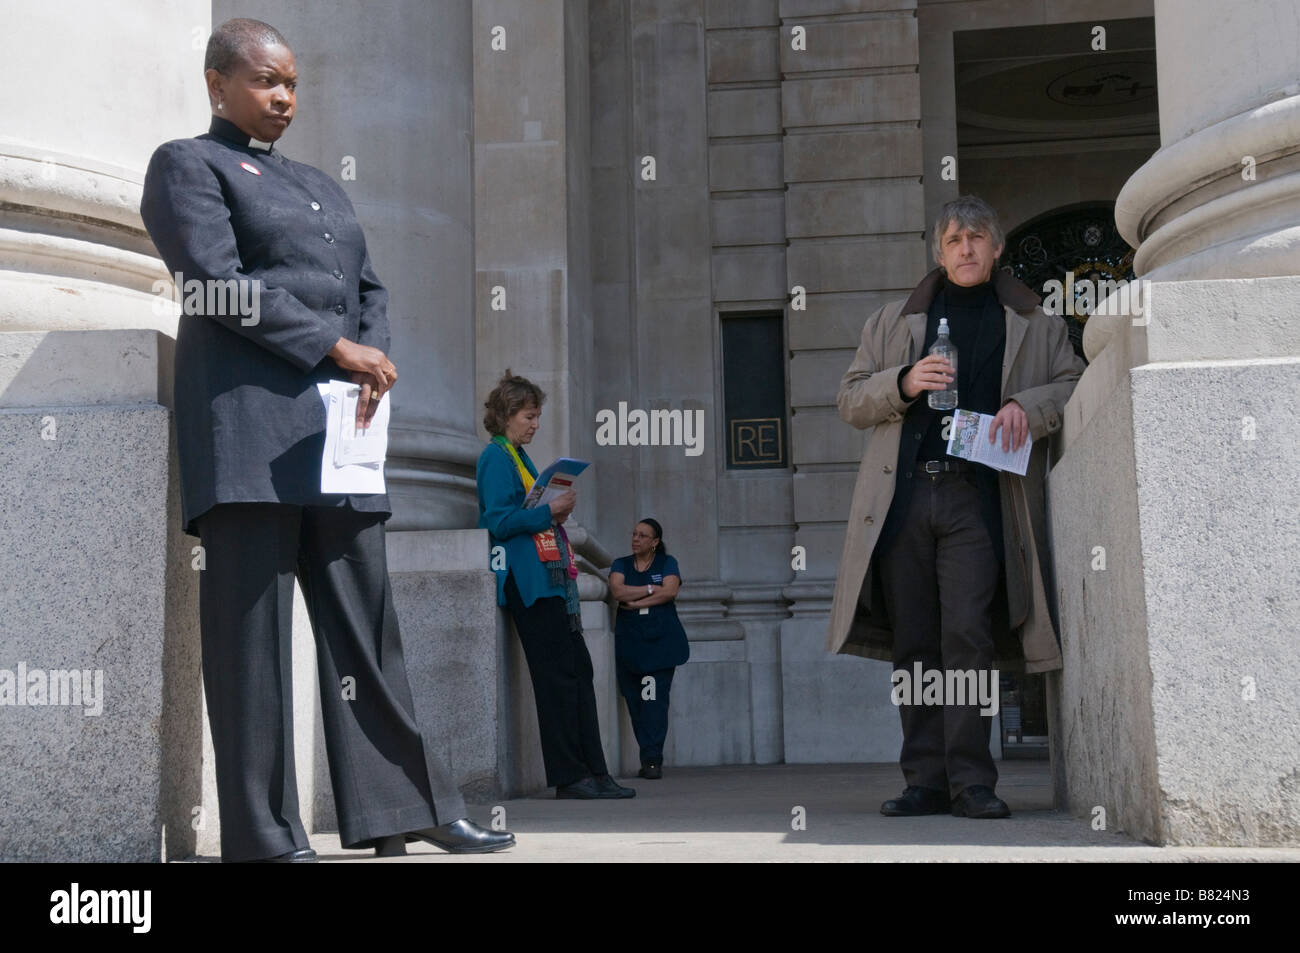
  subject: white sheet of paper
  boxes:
[332,379,389,466]
[317,381,387,494]
[945,407,1032,476]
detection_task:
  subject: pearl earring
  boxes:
[217,101,224,111]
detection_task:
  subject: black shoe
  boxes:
[880,785,951,816]
[951,785,1011,818]
[638,762,663,780]
[556,776,602,799]
[373,834,407,857]
[556,776,634,799]
[593,773,636,798]
[243,847,317,863]
[407,818,515,853]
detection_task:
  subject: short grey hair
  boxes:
[205,18,289,74]
[931,195,1005,266]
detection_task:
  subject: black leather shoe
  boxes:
[880,785,950,816]
[556,776,634,799]
[373,834,407,857]
[951,785,1011,818]
[407,818,515,853]
[593,773,636,798]
[638,762,663,780]
[556,776,603,799]
[244,847,317,863]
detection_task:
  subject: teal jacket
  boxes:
[476,440,566,608]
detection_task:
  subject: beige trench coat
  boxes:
[826,268,1086,674]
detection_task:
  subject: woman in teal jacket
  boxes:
[476,370,634,800]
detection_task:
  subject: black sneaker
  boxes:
[880,785,951,816]
[638,762,663,780]
[950,784,1011,818]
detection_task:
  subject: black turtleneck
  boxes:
[897,277,1002,466]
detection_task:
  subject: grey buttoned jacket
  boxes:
[141,116,392,535]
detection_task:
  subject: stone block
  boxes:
[706,0,779,28]
[786,180,924,238]
[787,237,927,294]
[788,291,901,351]
[1052,354,1300,845]
[712,246,789,302]
[711,193,787,246]
[709,139,785,193]
[780,616,901,761]
[0,402,170,861]
[784,128,923,183]
[792,470,858,524]
[789,348,856,407]
[780,0,916,14]
[779,16,917,73]
[707,28,779,83]
[708,87,783,137]
[782,73,920,127]
[791,409,868,465]
[667,661,754,764]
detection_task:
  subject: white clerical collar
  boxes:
[208,116,276,154]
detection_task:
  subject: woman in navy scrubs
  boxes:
[608,519,689,779]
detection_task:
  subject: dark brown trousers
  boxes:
[877,470,1000,798]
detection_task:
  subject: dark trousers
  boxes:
[196,502,465,862]
[616,661,675,765]
[504,573,608,787]
[877,472,1000,798]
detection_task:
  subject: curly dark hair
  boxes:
[483,369,546,436]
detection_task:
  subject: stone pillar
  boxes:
[0,0,210,861]
[779,0,926,762]
[215,0,482,531]
[473,0,625,790]
[1051,0,1300,845]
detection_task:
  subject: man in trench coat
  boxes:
[827,196,1085,819]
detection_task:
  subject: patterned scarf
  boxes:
[492,435,582,631]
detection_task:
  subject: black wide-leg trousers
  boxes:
[196,501,465,862]
[877,471,1000,799]
[504,572,608,788]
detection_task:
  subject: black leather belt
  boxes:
[916,459,973,474]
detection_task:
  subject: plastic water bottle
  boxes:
[927,318,958,411]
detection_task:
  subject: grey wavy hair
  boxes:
[931,195,1005,267]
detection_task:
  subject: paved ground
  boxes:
[186,762,1300,862]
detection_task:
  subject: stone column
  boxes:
[215,0,483,531]
[779,0,926,763]
[473,0,622,791]
[1051,0,1300,845]
[0,0,209,861]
